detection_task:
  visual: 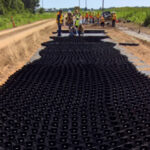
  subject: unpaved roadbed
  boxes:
[0,19,56,86]
[85,25,150,76]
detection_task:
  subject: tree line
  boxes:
[0,0,40,15]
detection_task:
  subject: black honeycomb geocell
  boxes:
[0,30,150,150]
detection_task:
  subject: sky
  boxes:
[40,0,150,9]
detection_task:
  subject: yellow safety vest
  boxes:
[56,12,63,24]
[97,14,100,19]
[112,14,117,21]
[75,19,80,27]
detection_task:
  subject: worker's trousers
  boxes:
[112,20,116,27]
[57,24,62,37]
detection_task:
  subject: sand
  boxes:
[0,19,56,86]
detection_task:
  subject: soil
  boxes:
[1,20,150,86]
[85,24,150,65]
[0,19,57,86]
[117,22,150,35]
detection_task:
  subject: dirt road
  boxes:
[0,30,150,150]
[86,24,150,74]
[0,19,56,86]
[1,20,150,86]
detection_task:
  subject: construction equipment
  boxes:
[102,11,117,26]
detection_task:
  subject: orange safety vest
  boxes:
[86,13,88,18]
[101,16,105,23]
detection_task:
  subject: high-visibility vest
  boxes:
[56,12,63,24]
[101,16,105,23]
[112,14,117,21]
[96,14,100,19]
[86,13,88,18]
[75,19,80,27]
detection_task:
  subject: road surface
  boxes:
[0,30,150,150]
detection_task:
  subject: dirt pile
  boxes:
[0,19,56,86]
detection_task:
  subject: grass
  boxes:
[0,11,56,31]
[1,7,150,31]
[100,7,150,27]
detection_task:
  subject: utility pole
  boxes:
[102,0,104,12]
[42,0,44,8]
[85,0,87,10]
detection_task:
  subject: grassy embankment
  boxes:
[104,7,150,27]
[0,11,56,31]
[1,7,150,31]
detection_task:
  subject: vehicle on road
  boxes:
[102,11,111,20]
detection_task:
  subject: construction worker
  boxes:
[69,26,76,37]
[92,12,95,24]
[56,10,63,36]
[85,12,89,24]
[96,12,100,25]
[75,16,80,35]
[66,10,73,30]
[78,24,84,37]
[100,15,105,27]
[82,13,85,24]
[112,12,117,27]
[75,16,80,28]
[89,12,92,24]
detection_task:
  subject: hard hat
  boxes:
[68,10,71,13]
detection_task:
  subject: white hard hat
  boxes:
[68,10,72,13]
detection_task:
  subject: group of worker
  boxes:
[56,10,117,37]
[83,12,117,27]
[57,9,84,37]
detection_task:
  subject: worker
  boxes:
[66,10,73,30]
[78,24,84,37]
[100,15,105,27]
[75,16,80,35]
[112,12,117,27]
[89,12,92,24]
[85,12,89,24]
[96,12,100,25]
[56,10,63,37]
[82,13,85,25]
[69,26,76,37]
[92,12,95,24]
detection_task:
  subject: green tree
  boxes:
[22,0,40,13]
[0,0,6,14]
[11,0,24,11]
[0,0,24,15]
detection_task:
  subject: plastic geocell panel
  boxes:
[0,31,150,150]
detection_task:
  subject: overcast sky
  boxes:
[40,0,150,9]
